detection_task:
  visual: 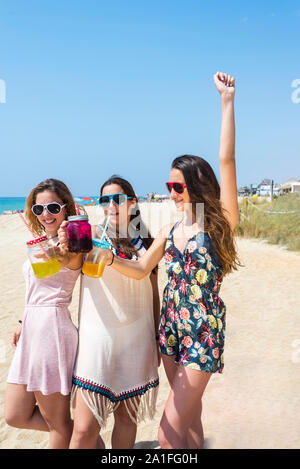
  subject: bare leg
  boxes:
[69,389,105,449]
[35,391,73,449]
[158,356,211,449]
[161,354,180,386]
[5,383,49,431]
[112,400,138,449]
[186,400,205,449]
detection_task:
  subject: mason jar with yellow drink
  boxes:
[27,236,61,279]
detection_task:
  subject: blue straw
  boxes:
[100,215,111,242]
[93,215,110,263]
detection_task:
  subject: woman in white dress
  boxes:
[59,176,160,449]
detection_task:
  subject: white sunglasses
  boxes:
[31,202,67,216]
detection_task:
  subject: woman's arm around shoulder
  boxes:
[109,223,174,280]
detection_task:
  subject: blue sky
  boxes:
[0,0,299,197]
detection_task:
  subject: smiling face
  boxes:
[168,168,191,211]
[35,190,66,237]
[101,183,135,230]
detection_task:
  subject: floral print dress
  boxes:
[159,222,226,373]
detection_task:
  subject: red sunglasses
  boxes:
[165,182,187,194]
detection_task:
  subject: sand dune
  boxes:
[0,204,300,449]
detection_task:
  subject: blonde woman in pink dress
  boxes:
[5,179,82,449]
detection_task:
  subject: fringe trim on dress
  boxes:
[71,381,159,428]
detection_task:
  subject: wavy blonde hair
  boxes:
[25,178,78,236]
[172,155,241,276]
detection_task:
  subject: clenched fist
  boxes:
[214,71,235,100]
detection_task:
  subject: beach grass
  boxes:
[235,193,300,251]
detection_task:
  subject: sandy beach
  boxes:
[1,202,300,449]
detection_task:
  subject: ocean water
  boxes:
[0,197,99,215]
[0,197,27,214]
[0,195,154,215]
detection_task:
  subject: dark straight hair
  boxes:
[100,175,157,271]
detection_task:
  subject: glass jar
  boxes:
[67,215,93,253]
[82,239,110,278]
[27,236,61,279]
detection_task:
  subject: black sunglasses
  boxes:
[31,202,67,216]
[99,193,133,208]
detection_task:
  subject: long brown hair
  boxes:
[172,155,241,276]
[25,178,77,236]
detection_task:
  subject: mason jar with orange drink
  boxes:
[82,239,111,278]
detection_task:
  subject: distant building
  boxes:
[238,186,250,196]
[250,184,258,195]
[258,179,272,196]
[278,178,300,194]
[257,179,280,196]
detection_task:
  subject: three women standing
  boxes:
[6,70,239,450]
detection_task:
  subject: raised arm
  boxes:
[214,71,239,230]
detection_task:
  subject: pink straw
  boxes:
[19,213,49,257]
[75,203,79,215]
[19,213,37,238]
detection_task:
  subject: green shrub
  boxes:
[236,193,300,251]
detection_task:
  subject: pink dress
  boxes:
[7,260,80,396]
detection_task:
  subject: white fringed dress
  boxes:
[71,236,159,426]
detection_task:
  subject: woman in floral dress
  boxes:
[103,71,240,449]
[159,223,226,374]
